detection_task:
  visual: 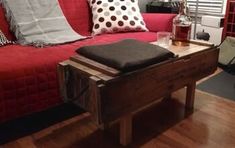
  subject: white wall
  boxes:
[138,0,152,12]
[223,0,228,15]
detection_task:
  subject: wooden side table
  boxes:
[58,40,219,146]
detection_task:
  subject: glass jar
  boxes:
[172,0,192,46]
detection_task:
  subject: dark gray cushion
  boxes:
[76,39,175,72]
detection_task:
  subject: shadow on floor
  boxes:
[0,103,85,144]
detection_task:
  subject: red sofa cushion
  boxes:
[142,13,176,32]
[58,0,92,36]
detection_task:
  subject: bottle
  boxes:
[172,0,192,46]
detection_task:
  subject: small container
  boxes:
[157,31,171,48]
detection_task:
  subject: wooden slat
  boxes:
[70,55,120,77]
[189,39,214,46]
[57,62,69,101]
[64,60,102,76]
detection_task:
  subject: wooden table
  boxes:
[57,40,219,146]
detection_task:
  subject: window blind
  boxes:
[187,0,225,16]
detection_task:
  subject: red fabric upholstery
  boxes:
[0,0,174,123]
[58,0,92,36]
[142,13,176,32]
[0,4,15,40]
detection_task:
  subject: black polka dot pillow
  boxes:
[0,30,14,47]
[88,0,148,35]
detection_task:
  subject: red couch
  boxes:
[0,0,176,123]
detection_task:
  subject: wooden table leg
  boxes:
[57,62,69,101]
[185,82,196,109]
[120,113,132,146]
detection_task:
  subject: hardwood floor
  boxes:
[2,70,235,148]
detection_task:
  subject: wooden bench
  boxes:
[57,40,219,146]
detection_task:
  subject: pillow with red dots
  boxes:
[88,0,148,35]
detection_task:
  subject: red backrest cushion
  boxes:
[0,4,15,40]
[58,0,92,36]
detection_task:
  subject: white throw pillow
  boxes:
[88,0,148,35]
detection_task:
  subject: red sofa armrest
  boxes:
[142,13,176,32]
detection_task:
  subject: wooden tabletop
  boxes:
[65,40,216,81]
